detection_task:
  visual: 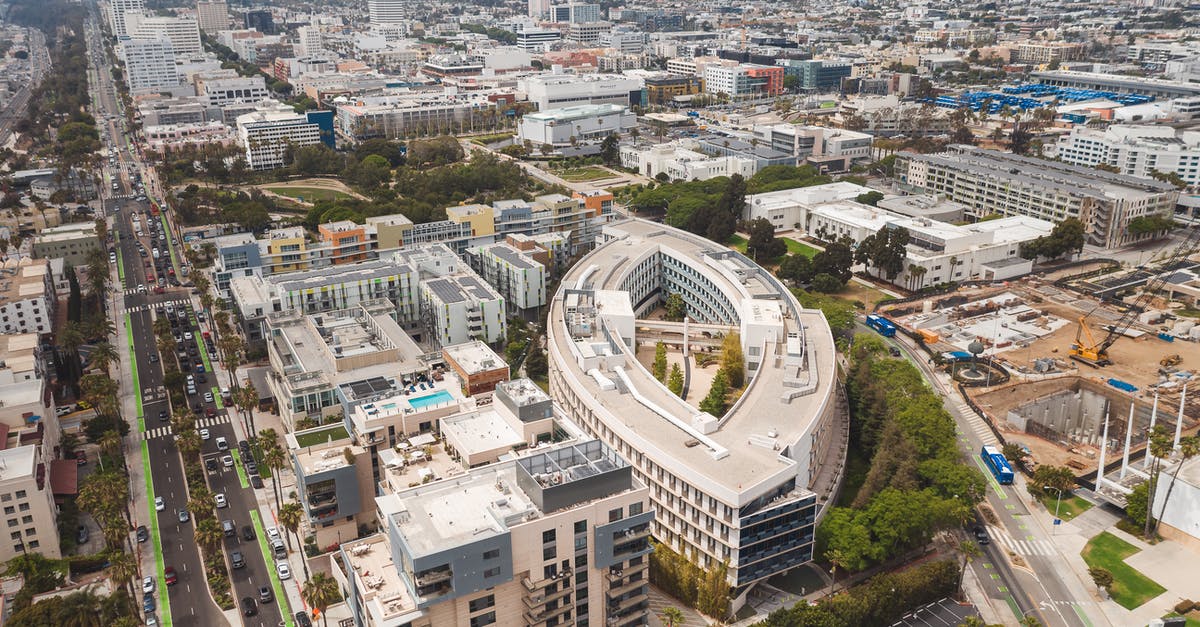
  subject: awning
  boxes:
[49,460,78,496]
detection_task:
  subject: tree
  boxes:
[856,190,885,206]
[1088,566,1114,592]
[279,501,303,553]
[600,133,620,166]
[664,293,686,321]
[525,343,548,380]
[660,607,685,627]
[1154,435,1199,533]
[88,341,118,374]
[667,364,684,396]
[745,217,786,260]
[194,518,222,553]
[1125,478,1151,529]
[951,126,976,145]
[699,370,729,416]
[1145,426,1173,538]
[811,273,843,293]
[1028,465,1075,499]
[811,237,855,284]
[1020,218,1086,261]
[261,432,287,511]
[301,572,341,627]
[653,342,668,382]
[720,333,744,388]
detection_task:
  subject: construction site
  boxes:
[879,228,1200,487]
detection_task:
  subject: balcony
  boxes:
[605,561,647,583]
[414,568,451,586]
[606,576,646,599]
[523,603,571,626]
[522,584,572,609]
[606,594,645,616]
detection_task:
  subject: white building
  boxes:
[130,16,202,58]
[465,241,547,316]
[753,124,873,163]
[1151,456,1200,546]
[122,38,180,91]
[195,0,228,33]
[517,103,636,147]
[107,0,145,38]
[567,21,612,44]
[32,222,102,268]
[0,259,55,336]
[515,27,560,52]
[600,30,647,54]
[521,72,643,111]
[1054,125,1200,186]
[367,0,407,25]
[295,25,323,57]
[235,104,324,170]
[620,141,757,181]
[0,445,61,561]
[527,0,550,19]
[742,181,873,231]
[201,76,270,106]
[392,245,507,347]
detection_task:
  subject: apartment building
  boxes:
[195,0,228,33]
[333,93,499,141]
[318,221,370,265]
[200,76,270,106]
[0,334,49,430]
[896,146,1181,248]
[0,259,55,336]
[1014,41,1085,65]
[465,241,547,317]
[547,219,842,598]
[130,16,201,58]
[521,72,644,111]
[107,0,145,38]
[236,105,334,170]
[334,438,653,627]
[442,340,509,396]
[32,222,102,268]
[289,430,375,548]
[416,266,506,347]
[1054,125,1200,186]
[122,38,180,92]
[0,445,61,561]
[703,63,783,98]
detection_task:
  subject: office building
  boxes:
[641,73,703,105]
[753,124,873,164]
[620,141,757,182]
[236,104,333,170]
[108,0,145,39]
[527,0,549,19]
[517,103,637,147]
[334,438,653,627]
[896,146,1181,249]
[367,0,407,25]
[195,0,228,33]
[441,340,509,396]
[243,9,274,34]
[0,259,55,336]
[32,222,102,268]
[1053,125,1200,186]
[703,63,783,98]
[122,38,180,91]
[132,16,201,58]
[1014,41,1085,65]
[547,219,844,596]
[201,76,270,106]
[333,92,499,142]
[296,25,323,58]
[515,27,561,52]
[566,21,612,44]
[0,445,61,561]
[521,72,644,111]
[780,59,852,92]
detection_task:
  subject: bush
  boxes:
[1175,600,1195,614]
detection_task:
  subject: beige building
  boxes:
[32,222,102,268]
[334,438,653,627]
[0,258,56,336]
[0,445,61,560]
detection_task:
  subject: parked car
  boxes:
[142,576,155,594]
[154,496,164,511]
[136,525,148,543]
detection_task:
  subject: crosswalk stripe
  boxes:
[986,526,1056,556]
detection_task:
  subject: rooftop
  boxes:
[0,445,37,483]
[441,340,506,375]
[523,103,629,123]
[338,535,422,625]
[0,259,50,303]
[269,259,415,294]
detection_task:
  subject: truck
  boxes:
[865,314,897,337]
[981,445,1014,485]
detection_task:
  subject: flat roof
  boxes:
[0,259,50,303]
[549,219,836,504]
[270,259,414,293]
[439,409,525,457]
[442,340,506,375]
[0,445,37,483]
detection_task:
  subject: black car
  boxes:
[295,612,313,627]
[149,353,159,363]
[973,526,990,545]
[206,458,218,472]
[238,440,251,453]
[889,346,902,357]
[242,525,255,541]
[241,597,257,617]
[136,525,148,543]
[250,475,264,489]
[158,410,168,422]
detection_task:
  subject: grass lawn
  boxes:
[294,424,350,449]
[470,132,514,146]
[1040,492,1093,522]
[264,186,352,203]
[784,238,820,258]
[554,166,611,182]
[726,234,748,253]
[1080,531,1166,609]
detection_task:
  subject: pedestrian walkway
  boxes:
[951,398,999,446]
[141,415,232,440]
[126,298,191,313]
[986,524,1056,556]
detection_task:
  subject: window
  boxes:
[15,491,25,499]
[543,546,556,561]
[482,548,500,560]
[17,503,28,512]
[483,567,501,578]
[6,519,15,528]
[608,508,623,523]
[1,494,10,503]
[630,502,643,516]
[468,595,495,613]
[27,540,37,549]
[2,507,12,515]
[24,528,35,537]
[9,532,19,540]
[469,612,496,627]
[542,529,556,543]
[574,536,587,551]
[574,520,587,534]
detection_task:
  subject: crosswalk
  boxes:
[142,414,231,440]
[986,525,1056,557]
[951,398,999,447]
[124,298,191,313]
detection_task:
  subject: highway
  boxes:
[883,327,1104,627]
[85,6,287,624]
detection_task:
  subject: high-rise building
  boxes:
[107,0,145,38]
[131,16,202,58]
[527,0,549,19]
[0,259,55,336]
[122,38,180,91]
[195,0,229,33]
[295,25,323,57]
[550,2,600,23]
[235,104,330,170]
[367,0,406,25]
[0,445,62,561]
[243,9,274,34]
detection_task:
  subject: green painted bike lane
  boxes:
[249,510,294,627]
[125,313,145,431]
[142,442,173,627]
[159,213,182,276]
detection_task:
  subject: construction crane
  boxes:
[1070,224,1200,368]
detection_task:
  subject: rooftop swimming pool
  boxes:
[408,389,453,411]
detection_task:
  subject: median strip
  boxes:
[249,510,294,627]
[232,449,249,489]
[142,441,172,627]
[125,313,144,431]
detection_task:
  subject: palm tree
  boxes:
[170,407,195,434]
[951,536,981,599]
[194,518,222,553]
[259,429,284,508]
[301,572,340,627]
[1144,426,1173,539]
[89,341,118,374]
[153,316,171,338]
[660,607,685,627]
[279,501,302,554]
[97,430,124,472]
[106,549,139,610]
[1154,435,1199,534]
[187,487,214,519]
[176,428,201,461]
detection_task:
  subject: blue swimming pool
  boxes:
[409,389,453,410]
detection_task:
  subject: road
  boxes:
[0,28,49,145]
[85,7,288,625]
[883,327,1102,627]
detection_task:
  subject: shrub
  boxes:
[1174,600,1195,614]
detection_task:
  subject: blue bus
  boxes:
[981,445,1014,485]
[865,314,897,337]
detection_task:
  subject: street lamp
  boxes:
[1044,485,1064,532]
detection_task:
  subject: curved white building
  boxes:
[546,219,845,597]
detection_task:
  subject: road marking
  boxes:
[1005,595,1023,622]
[249,510,294,627]
[973,457,1008,499]
[1073,605,1095,627]
[142,441,172,627]
[986,525,1056,556]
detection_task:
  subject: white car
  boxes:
[222,455,233,469]
[276,561,291,581]
[214,493,227,509]
[142,576,155,593]
[203,392,213,403]
[265,527,281,543]
[199,428,210,440]
[183,332,192,341]
[154,496,165,511]
[215,437,228,451]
